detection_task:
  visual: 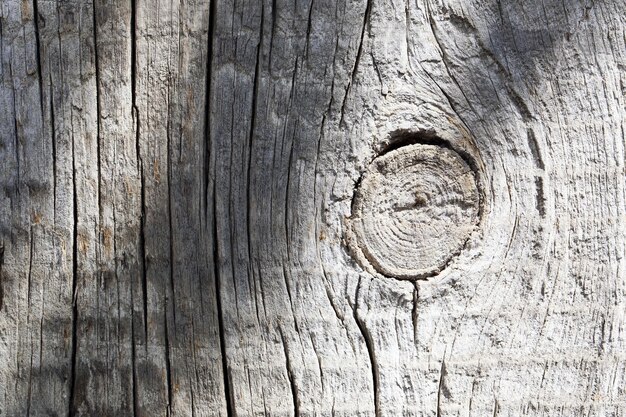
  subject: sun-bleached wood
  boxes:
[1,0,625,415]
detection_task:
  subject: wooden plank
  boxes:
[0,0,625,415]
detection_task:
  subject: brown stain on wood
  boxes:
[77,232,89,256]
[102,227,113,253]
[21,0,33,22]
[153,159,161,183]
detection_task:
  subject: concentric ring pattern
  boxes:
[350,143,480,279]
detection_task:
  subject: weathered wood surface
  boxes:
[1,0,625,415]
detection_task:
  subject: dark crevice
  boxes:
[404,0,411,72]
[189,385,196,417]
[11,65,22,188]
[27,225,34,307]
[250,264,262,324]
[411,282,419,342]
[269,0,277,66]
[203,0,217,219]
[444,9,478,35]
[130,0,137,110]
[284,129,295,257]
[130,0,148,345]
[278,327,300,417]
[245,2,263,327]
[27,321,34,417]
[526,128,545,170]
[492,398,499,417]
[506,86,533,121]
[371,52,384,94]
[348,173,363,218]
[130,284,139,417]
[139,179,148,345]
[535,176,546,217]
[351,0,372,81]
[304,0,315,59]
[68,132,79,417]
[165,86,175,414]
[164,97,175,410]
[205,1,233,414]
[282,265,299,334]
[353,277,379,416]
[50,75,57,218]
[377,130,453,156]
[357,129,484,217]
[163,303,174,414]
[428,0,535,126]
[423,0,481,139]
[339,0,372,125]
[213,193,234,416]
[32,0,45,120]
[321,273,345,326]
[283,57,298,258]
[92,0,102,224]
[436,359,446,417]
[130,0,149,362]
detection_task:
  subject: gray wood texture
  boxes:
[1,0,625,415]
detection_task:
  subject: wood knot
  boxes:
[348,143,480,279]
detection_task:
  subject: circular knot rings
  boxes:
[348,143,480,280]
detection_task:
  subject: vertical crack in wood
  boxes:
[269,0,277,65]
[246,1,263,326]
[139,172,147,346]
[27,225,34,316]
[138,196,148,354]
[11,66,21,187]
[203,0,216,219]
[353,277,379,416]
[129,0,142,413]
[163,305,174,415]
[412,282,419,344]
[526,128,545,170]
[423,0,479,141]
[319,256,344,325]
[282,266,298,333]
[32,0,45,119]
[50,76,57,215]
[93,0,102,225]
[284,57,298,258]
[339,0,371,125]
[205,1,233,414]
[535,176,546,217]
[26,225,35,414]
[130,287,139,417]
[130,0,148,344]
[436,358,446,417]
[404,0,414,75]
[165,81,175,414]
[279,326,300,417]
[304,0,314,60]
[213,191,234,416]
[68,122,79,417]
